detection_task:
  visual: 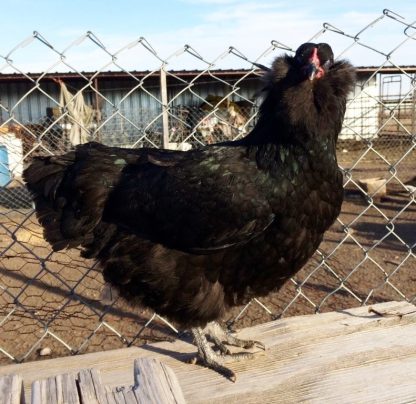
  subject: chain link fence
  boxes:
[1,8,416,365]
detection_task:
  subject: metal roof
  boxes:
[0,66,415,82]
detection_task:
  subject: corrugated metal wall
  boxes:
[0,72,385,147]
[0,73,262,148]
[0,74,260,125]
[0,81,60,124]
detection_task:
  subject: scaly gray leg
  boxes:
[190,321,265,382]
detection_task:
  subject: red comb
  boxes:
[309,47,320,65]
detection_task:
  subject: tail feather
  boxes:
[23,143,130,255]
[23,153,77,250]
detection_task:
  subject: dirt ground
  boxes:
[0,145,415,366]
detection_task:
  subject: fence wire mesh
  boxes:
[1,8,416,365]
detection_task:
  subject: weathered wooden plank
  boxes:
[31,373,79,404]
[47,377,57,404]
[121,388,139,404]
[133,358,186,404]
[103,358,185,404]
[107,387,133,404]
[116,389,128,404]
[2,301,416,404]
[0,374,23,404]
[28,359,184,403]
[62,374,79,404]
[31,379,45,404]
[77,368,108,404]
[104,387,118,404]
[108,386,138,404]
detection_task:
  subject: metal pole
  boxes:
[412,73,416,137]
[160,65,170,149]
[93,77,101,142]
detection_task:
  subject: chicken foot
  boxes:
[190,321,265,382]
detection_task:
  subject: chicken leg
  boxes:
[190,321,265,382]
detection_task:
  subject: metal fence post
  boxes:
[160,65,169,149]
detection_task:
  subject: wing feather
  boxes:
[103,146,275,253]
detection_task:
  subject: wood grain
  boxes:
[1,301,416,403]
[0,374,22,404]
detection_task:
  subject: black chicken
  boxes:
[23,43,355,381]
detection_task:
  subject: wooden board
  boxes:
[31,373,80,404]
[132,358,186,404]
[1,301,416,403]
[77,368,107,404]
[28,359,185,404]
[0,374,22,404]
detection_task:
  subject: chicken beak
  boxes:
[306,47,320,81]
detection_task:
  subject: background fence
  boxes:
[0,8,415,365]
